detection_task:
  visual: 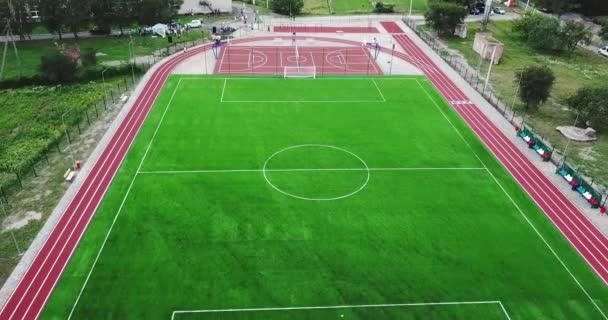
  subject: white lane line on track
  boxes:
[66,73,191,319]
[5,47,190,320]
[413,53,608,319]
[457,103,608,276]
[6,47,210,320]
[33,50,205,320]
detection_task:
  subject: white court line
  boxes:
[220,79,227,102]
[138,167,486,174]
[414,79,608,319]
[171,300,511,320]
[372,79,386,102]
[247,50,252,68]
[68,78,184,319]
[179,77,421,81]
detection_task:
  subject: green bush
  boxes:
[374,2,395,13]
[82,48,98,67]
[566,85,608,132]
[425,1,467,38]
[271,0,304,15]
[515,65,555,110]
[39,52,78,83]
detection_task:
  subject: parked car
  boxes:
[469,7,481,15]
[493,7,506,14]
[187,19,202,28]
[89,26,111,35]
[599,46,608,57]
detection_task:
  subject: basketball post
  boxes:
[389,43,395,76]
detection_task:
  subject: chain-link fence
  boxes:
[403,17,607,208]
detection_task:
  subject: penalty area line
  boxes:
[171,300,511,320]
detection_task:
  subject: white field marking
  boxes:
[138,167,486,175]
[178,77,421,81]
[371,79,386,102]
[220,100,385,103]
[220,79,227,102]
[171,300,510,320]
[67,78,184,320]
[415,79,608,319]
[309,52,316,67]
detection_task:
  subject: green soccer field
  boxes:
[42,76,608,319]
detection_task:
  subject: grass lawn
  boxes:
[331,0,372,14]
[41,76,608,319]
[302,0,331,15]
[444,20,608,186]
[1,30,206,80]
[391,0,428,13]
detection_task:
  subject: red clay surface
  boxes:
[380,21,405,34]
[381,20,608,286]
[274,26,379,33]
[1,30,607,319]
[214,45,383,75]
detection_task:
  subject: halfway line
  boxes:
[138,167,486,174]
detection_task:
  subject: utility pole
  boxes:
[480,0,493,32]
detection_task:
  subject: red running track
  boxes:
[0,44,214,320]
[1,32,607,320]
[274,26,379,33]
[380,21,608,286]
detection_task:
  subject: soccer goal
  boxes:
[284,66,316,79]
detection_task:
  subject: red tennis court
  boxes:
[274,26,379,33]
[213,46,383,75]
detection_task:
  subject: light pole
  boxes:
[61,111,76,169]
[409,0,413,18]
[483,45,497,91]
[101,68,109,104]
[0,197,22,256]
[561,110,580,165]
[389,43,395,76]
[128,39,135,83]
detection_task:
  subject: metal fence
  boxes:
[403,17,608,207]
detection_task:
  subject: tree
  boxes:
[0,0,35,40]
[135,0,183,26]
[526,15,562,51]
[39,0,67,39]
[559,21,592,56]
[566,85,608,132]
[424,0,467,38]
[39,52,77,83]
[600,24,608,41]
[535,0,570,15]
[65,0,92,38]
[515,65,555,110]
[271,0,304,16]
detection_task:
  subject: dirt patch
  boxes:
[2,211,42,232]
[579,146,597,161]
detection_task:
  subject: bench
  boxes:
[64,170,76,182]
[518,127,552,161]
[559,163,602,208]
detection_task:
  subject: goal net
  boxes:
[284,66,316,79]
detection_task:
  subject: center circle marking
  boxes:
[262,144,370,201]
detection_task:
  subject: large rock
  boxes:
[556,126,597,142]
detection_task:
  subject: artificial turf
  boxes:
[42,76,608,319]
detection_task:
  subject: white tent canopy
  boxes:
[151,23,169,37]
